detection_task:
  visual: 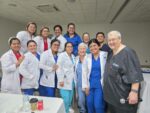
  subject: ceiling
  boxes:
[0,0,150,25]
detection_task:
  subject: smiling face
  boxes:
[54,27,62,37]
[78,45,86,57]
[107,33,121,50]
[51,41,60,53]
[41,28,49,38]
[82,34,90,44]
[27,41,37,54]
[10,39,21,52]
[89,42,100,55]
[67,24,75,35]
[65,43,73,54]
[96,33,105,43]
[27,23,36,35]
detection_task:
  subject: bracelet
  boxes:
[131,89,138,93]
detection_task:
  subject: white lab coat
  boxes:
[33,36,51,54]
[51,35,67,53]
[39,49,59,87]
[82,51,107,90]
[19,52,40,89]
[57,52,75,90]
[0,50,22,94]
[16,31,34,53]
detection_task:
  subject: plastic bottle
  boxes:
[22,94,30,112]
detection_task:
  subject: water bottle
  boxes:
[22,93,30,112]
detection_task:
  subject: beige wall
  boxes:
[0,19,149,65]
[0,17,24,56]
[48,23,150,65]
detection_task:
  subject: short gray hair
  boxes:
[107,30,122,39]
[78,43,87,50]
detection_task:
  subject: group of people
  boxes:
[0,22,143,113]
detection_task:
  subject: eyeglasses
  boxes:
[53,44,60,46]
[66,46,73,48]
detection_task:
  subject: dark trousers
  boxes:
[107,103,137,113]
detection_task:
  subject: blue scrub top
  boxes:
[100,44,111,54]
[90,54,101,88]
[53,54,58,88]
[53,54,58,63]
[36,52,40,61]
[36,53,43,81]
[76,60,82,88]
[64,33,82,56]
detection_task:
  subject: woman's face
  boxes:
[51,41,60,53]
[41,28,49,38]
[54,27,62,37]
[65,43,73,54]
[83,34,90,44]
[96,34,105,43]
[89,42,100,55]
[78,46,86,57]
[27,42,37,53]
[27,24,36,35]
[10,40,21,52]
[107,35,121,50]
[67,25,75,35]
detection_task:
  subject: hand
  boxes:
[128,91,138,104]
[16,56,25,67]
[52,64,59,71]
[59,82,64,87]
[85,88,89,96]
[18,55,25,63]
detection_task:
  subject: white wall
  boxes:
[48,23,150,65]
[0,17,24,56]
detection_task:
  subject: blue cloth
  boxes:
[39,54,58,97]
[64,34,82,56]
[76,60,87,113]
[100,44,111,54]
[86,88,105,113]
[54,55,58,89]
[23,53,41,96]
[76,60,82,87]
[87,54,105,113]
[60,85,74,113]
[22,88,34,95]
[86,48,90,54]
[36,52,40,61]
[36,52,43,79]
[54,55,58,88]
[77,87,87,113]
[39,85,55,97]
[35,52,43,95]
[90,55,101,88]
[60,89,72,113]
[53,54,58,62]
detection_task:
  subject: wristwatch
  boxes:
[131,89,138,93]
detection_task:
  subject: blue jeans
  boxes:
[77,86,87,113]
